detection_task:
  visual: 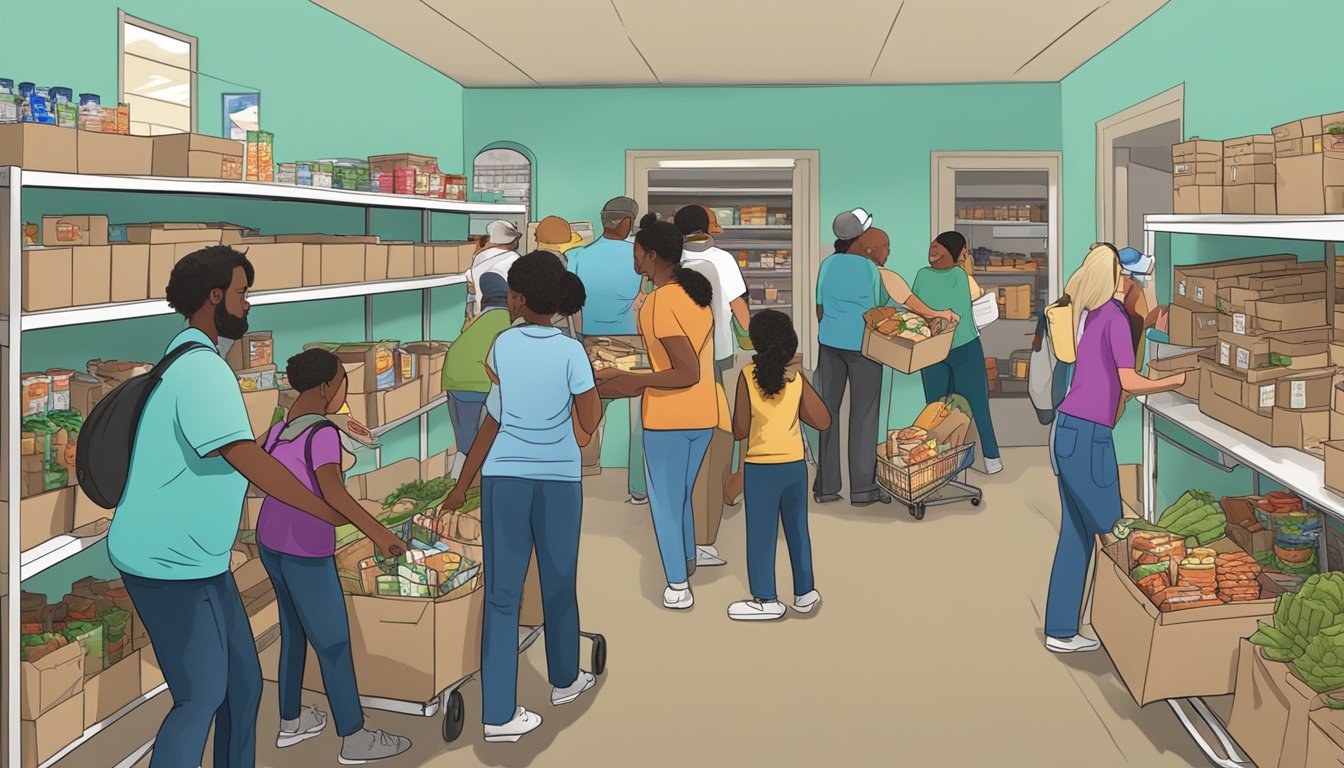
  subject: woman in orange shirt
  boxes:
[597,215,725,611]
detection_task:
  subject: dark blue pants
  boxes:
[259,545,365,737]
[919,336,1000,460]
[481,476,583,725]
[1044,413,1120,638]
[120,569,262,768]
[744,461,815,601]
[448,390,488,455]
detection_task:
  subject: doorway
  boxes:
[1097,84,1185,248]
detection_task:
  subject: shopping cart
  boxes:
[875,442,982,520]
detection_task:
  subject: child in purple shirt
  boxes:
[257,349,412,763]
[1042,245,1185,655]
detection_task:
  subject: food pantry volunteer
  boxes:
[443,273,514,479]
[106,246,361,768]
[567,196,648,504]
[1042,244,1185,654]
[467,219,523,316]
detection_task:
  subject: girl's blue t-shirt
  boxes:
[483,326,595,482]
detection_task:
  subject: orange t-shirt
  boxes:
[639,283,729,431]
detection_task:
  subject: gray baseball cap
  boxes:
[602,196,639,221]
[833,207,873,239]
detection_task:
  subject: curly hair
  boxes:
[748,309,797,397]
[507,250,586,316]
[286,348,342,392]
[636,214,713,308]
[166,245,255,317]
[673,204,711,237]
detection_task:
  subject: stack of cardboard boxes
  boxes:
[1172,139,1224,214]
[1274,112,1344,215]
[0,124,252,179]
[300,339,451,431]
[1223,134,1277,214]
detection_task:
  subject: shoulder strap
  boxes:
[303,419,339,490]
[151,341,211,381]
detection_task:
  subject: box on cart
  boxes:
[1091,536,1276,706]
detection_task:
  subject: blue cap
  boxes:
[1118,247,1154,276]
[478,272,509,304]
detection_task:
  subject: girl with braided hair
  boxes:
[726,310,832,621]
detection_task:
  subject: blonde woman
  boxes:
[1042,244,1186,654]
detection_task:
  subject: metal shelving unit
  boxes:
[1,166,526,768]
[1137,212,1344,768]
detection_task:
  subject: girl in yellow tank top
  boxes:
[728,310,833,622]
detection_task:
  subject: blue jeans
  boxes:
[1044,413,1120,639]
[481,476,583,725]
[120,570,262,768]
[643,429,713,585]
[259,545,364,737]
[448,391,488,455]
[744,461,815,601]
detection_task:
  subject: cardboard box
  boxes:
[1225,134,1275,159]
[1091,536,1275,706]
[402,341,449,405]
[21,488,74,551]
[1326,441,1344,497]
[1307,707,1344,768]
[83,651,141,728]
[150,133,245,179]
[147,244,175,300]
[387,243,415,279]
[1278,151,1344,216]
[1169,303,1219,347]
[1224,183,1278,215]
[139,644,165,696]
[241,388,280,438]
[20,693,83,768]
[367,153,438,175]
[1173,160,1223,187]
[423,242,475,275]
[382,381,420,426]
[320,244,367,285]
[1002,284,1032,320]
[124,223,235,246]
[1229,640,1329,768]
[71,246,112,306]
[21,248,74,312]
[21,640,85,719]
[365,243,389,282]
[1118,464,1143,517]
[1174,185,1223,214]
[240,243,304,292]
[313,342,399,391]
[1147,349,1204,400]
[42,215,109,247]
[76,131,153,175]
[72,486,111,530]
[1174,254,1299,311]
[1205,363,1335,412]
[1216,328,1332,374]
[0,122,78,172]
[110,244,150,302]
[1199,364,1330,456]
[1173,139,1224,164]
[1221,496,1277,555]
[224,331,274,371]
[273,235,380,245]
[860,324,956,374]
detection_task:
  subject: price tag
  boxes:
[1292,380,1307,410]
[1233,313,1247,335]
[1178,280,1187,297]
[1260,384,1276,409]
[1236,348,1251,370]
[1220,341,1231,366]
[1195,286,1205,303]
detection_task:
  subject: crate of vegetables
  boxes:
[860,308,957,373]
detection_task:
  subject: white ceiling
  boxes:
[311,0,1167,87]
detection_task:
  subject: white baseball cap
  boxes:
[486,219,522,246]
[833,208,873,239]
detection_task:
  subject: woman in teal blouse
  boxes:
[912,231,1002,474]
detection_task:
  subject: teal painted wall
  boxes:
[463,84,1063,460]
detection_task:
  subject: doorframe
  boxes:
[930,151,1064,301]
[1096,84,1185,245]
[626,149,822,368]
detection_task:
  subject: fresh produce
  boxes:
[1159,490,1226,546]
[381,476,457,525]
[1131,562,1172,582]
[1329,123,1344,136]
[21,632,69,662]
[1130,531,1186,567]
[1251,573,1344,662]
[1292,624,1344,694]
[912,401,950,432]
[1216,552,1264,603]
[1178,548,1218,594]
[865,307,940,342]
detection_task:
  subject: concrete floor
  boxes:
[63,447,1213,768]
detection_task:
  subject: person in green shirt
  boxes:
[912,231,1002,473]
[444,272,514,478]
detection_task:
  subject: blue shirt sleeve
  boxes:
[816,255,832,305]
[173,350,254,457]
[567,339,596,395]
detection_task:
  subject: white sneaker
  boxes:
[984,457,1003,475]
[1045,634,1101,654]
[277,705,328,748]
[696,546,726,567]
[551,671,596,706]
[793,590,822,614]
[483,708,542,743]
[628,494,649,506]
[663,585,695,610]
[727,599,786,621]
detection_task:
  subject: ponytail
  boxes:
[748,309,797,397]
[834,237,856,254]
[672,266,713,308]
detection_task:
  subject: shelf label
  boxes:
[1195,286,1205,303]
[1291,380,1307,410]
[1220,342,1231,366]
[1260,385,1276,409]
[1236,348,1251,370]
[1178,280,1187,297]
[1233,313,1247,335]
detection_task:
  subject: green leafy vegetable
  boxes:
[1293,624,1344,692]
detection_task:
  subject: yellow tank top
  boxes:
[743,363,804,464]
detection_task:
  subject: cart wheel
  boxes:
[907,504,917,518]
[441,689,465,743]
[591,634,608,676]
[971,497,981,507]
[913,504,926,521]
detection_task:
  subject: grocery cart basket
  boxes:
[876,442,982,520]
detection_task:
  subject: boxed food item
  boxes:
[20,692,83,768]
[1273,112,1344,215]
[71,246,112,306]
[1199,363,1330,456]
[860,308,956,374]
[151,133,245,179]
[1326,441,1344,496]
[238,242,303,292]
[401,341,448,404]
[21,247,74,311]
[1174,254,1300,311]
[109,244,150,302]
[225,331,274,372]
[123,222,243,246]
[584,336,649,373]
[365,243,389,282]
[19,487,74,550]
[236,364,277,393]
[1146,349,1204,400]
[42,215,109,247]
[1204,362,1335,413]
[1168,303,1219,347]
[1092,535,1275,706]
[1172,139,1225,214]
[20,636,84,719]
[83,650,142,728]
[1221,496,1277,555]
[245,130,274,182]
[0,122,78,172]
[1002,284,1032,319]
[386,243,415,280]
[1218,327,1332,374]
[1223,134,1278,214]
[76,130,153,175]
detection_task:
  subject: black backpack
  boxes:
[76,341,212,509]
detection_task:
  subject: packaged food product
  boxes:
[78,93,101,131]
[22,373,52,415]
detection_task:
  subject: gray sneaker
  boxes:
[339,729,412,764]
[276,705,327,748]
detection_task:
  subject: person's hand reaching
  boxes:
[373,527,406,559]
[440,485,468,517]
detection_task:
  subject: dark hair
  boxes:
[507,250,585,316]
[166,245,255,317]
[834,237,857,254]
[934,231,967,259]
[286,348,342,393]
[748,310,798,397]
[673,205,711,236]
[635,216,712,308]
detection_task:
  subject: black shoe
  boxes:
[813,493,842,504]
